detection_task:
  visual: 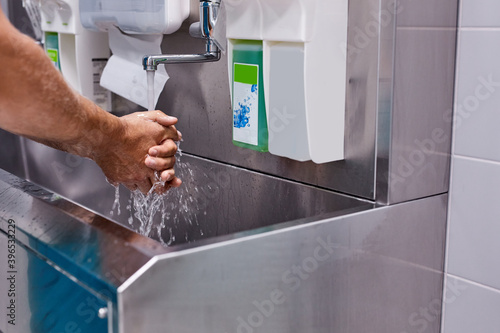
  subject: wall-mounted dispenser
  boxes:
[79,0,189,35]
[226,0,349,163]
[40,0,112,111]
[78,0,190,109]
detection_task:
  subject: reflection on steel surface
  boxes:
[0,169,447,333]
[15,138,373,246]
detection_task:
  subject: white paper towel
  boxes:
[100,26,169,110]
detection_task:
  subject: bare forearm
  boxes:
[0,13,120,158]
[0,8,182,192]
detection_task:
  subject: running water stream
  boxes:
[147,71,155,112]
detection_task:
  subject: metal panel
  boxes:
[157,0,381,200]
[119,194,448,333]
[21,139,372,246]
[0,129,25,179]
[0,169,168,333]
[383,1,458,204]
[396,0,459,28]
[389,28,456,203]
[376,0,458,204]
[0,169,169,289]
[0,167,371,333]
[0,232,110,333]
[375,0,399,203]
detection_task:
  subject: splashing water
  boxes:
[130,171,167,238]
[109,184,121,216]
[111,140,216,246]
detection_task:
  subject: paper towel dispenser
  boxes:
[76,0,190,110]
[79,0,190,34]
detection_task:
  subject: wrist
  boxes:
[72,96,124,161]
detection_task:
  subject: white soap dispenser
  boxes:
[262,0,349,163]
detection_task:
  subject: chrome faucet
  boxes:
[142,0,222,72]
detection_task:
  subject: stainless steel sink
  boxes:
[18,134,371,246]
[0,128,448,333]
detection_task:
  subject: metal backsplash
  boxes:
[157,0,380,200]
[155,0,458,203]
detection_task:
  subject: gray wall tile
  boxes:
[447,156,500,289]
[442,275,500,333]
[454,30,500,162]
[461,0,500,27]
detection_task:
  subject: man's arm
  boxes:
[0,8,181,193]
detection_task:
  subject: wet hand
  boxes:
[136,111,183,190]
[94,110,182,194]
[145,137,182,186]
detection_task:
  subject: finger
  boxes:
[145,156,176,171]
[160,125,180,142]
[148,139,177,157]
[137,111,178,126]
[149,112,178,127]
[154,177,181,194]
[159,168,177,182]
[151,176,181,194]
[168,177,182,188]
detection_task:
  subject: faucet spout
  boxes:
[143,0,222,71]
[143,40,220,71]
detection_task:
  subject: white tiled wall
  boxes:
[442,1,500,332]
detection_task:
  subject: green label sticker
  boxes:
[47,49,58,63]
[234,63,258,85]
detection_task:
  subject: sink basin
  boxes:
[18,137,371,246]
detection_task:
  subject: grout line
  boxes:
[396,26,458,31]
[447,273,500,294]
[460,27,500,31]
[453,154,500,166]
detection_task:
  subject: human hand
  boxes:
[92,110,182,194]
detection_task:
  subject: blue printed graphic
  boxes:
[234,103,251,128]
[233,85,258,129]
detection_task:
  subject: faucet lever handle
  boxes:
[190,0,224,48]
[189,22,203,39]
